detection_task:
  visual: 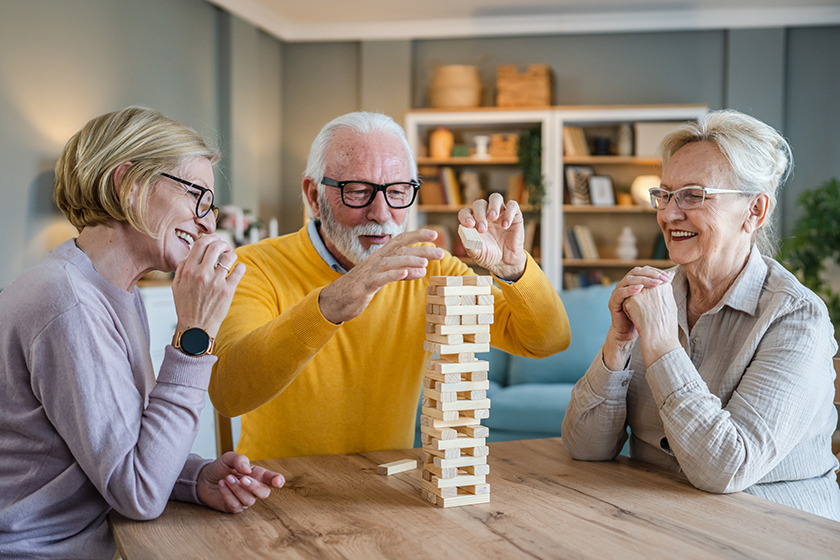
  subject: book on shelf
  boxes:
[506,173,529,206]
[563,126,590,157]
[563,229,582,260]
[572,225,599,260]
[564,270,607,290]
[417,165,445,206]
[439,166,462,206]
[523,219,538,254]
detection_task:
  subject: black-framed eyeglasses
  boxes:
[321,177,420,209]
[649,185,744,210]
[160,172,219,220]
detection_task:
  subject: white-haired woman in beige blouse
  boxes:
[562,109,840,521]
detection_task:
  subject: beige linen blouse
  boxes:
[562,245,840,521]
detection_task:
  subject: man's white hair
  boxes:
[304,111,417,191]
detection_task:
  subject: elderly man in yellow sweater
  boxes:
[210,112,571,460]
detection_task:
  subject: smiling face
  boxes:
[657,141,757,281]
[130,156,216,272]
[306,129,411,269]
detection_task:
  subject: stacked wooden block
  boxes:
[420,275,493,507]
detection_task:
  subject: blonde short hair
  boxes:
[54,106,220,235]
[660,109,792,255]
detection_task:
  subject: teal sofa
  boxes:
[416,283,615,445]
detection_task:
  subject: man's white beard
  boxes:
[318,189,406,266]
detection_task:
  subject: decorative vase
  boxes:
[616,226,638,261]
[429,128,454,159]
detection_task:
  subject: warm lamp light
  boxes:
[631,175,661,207]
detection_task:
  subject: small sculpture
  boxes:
[429,128,454,159]
[473,135,491,159]
[616,227,638,261]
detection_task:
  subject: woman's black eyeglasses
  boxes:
[160,173,219,220]
[321,177,420,209]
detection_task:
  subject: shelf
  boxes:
[563,156,661,165]
[563,259,673,268]
[417,156,519,165]
[563,204,656,213]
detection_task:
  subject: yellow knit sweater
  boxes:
[210,226,570,460]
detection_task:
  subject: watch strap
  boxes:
[172,327,215,357]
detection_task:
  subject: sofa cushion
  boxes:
[484,384,573,434]
[507,283,614,386]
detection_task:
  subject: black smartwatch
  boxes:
[173,327,214,357]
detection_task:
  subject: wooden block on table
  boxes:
[463,484,491,495]
[463,463,491,476]
[426,295,462,306]
[435,379,490,392]
[430,276,463,286]
[457,425,489,438]
[462,445,490,457]
[427,359,488,374]
[433,474,486,489]
[458,224,483,252]
[477,294,495,305]
[435,285,492,296]
[460,295,476,305]
[422,445,461,459]
[464,333,491,343]
[420,425,458,440]
[438,305,494,316]
[421,406,459,422]
[436,398,491,412]
[377,459,417,476]
[426,313,460,326]
[421,489,438,505]
[426,342,490,355]
[424,332,464,345]
[462,275,493,286]
[430,436,486,451]
[435,324,490,336]
[433,455,487,469]
[437,493,491,508]
[478,314,494,325]
[421,415,481,430]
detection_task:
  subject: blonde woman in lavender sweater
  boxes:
[0,107,284,559]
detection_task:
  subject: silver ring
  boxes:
[216,262,231,273]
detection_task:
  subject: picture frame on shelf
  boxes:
[565,165,594,206]
[589,176,616,206]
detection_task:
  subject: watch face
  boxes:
[180,328,211,356]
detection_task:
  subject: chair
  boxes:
[215,410,234,457]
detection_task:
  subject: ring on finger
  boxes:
[215,261,231,273]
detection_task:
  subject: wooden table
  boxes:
[110,438,840,559]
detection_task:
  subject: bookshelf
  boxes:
[405,105,708,290]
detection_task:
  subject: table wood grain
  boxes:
[110,438,840,559]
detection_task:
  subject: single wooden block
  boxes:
[425,313,460,326]
[469,408,490,419]
[464,333,491,343]
[420,425,458,440]
[463,484,491,495]
[377,459,417,476]
[421,415,481,430]
[460,314,478,325]
[438,305,494,317]
[435,380,490,392]
[434,455,487,469]
[440,352,477,363]
[462,446,490,457]
[463,464,491,476]
[425,332,464,345]
[423,387,456,403]
[429,276,463,287]
[424,370,463,384]
[422,445,461,459]
[458,425,489,438]
[421,406,459,422]
[463,275,493,286]
[425,304,434,314]
[437,492,491,508]
[477,314,494,325]
[466,371,489,382]
[420,433,433,445]
[427,359,488,374]
[477,294,495,305]
[421,488,438,505]
[423,464,459,479]
[421,479,458,498]
[465,390,487,400]
[431,436,486,451]
[458,224,483,252]
[434,474,486,489]
[424,322,435,333]
[426,295,461,306]
[435,324,490,336]
[460,295,476,305]
[421,468,433,482]
[427,342,490,355]
[427,286,436,295]
[435,285,492,296]
[436,398,491,412]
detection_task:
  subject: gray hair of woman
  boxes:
[660,109,792,256]
[303,111,418,189]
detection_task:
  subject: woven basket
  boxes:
[429,65,481,108]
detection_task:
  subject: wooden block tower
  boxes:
[420,275,493,507]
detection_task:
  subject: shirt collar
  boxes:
[307,219,347,274]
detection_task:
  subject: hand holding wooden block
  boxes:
[458,225,483,253]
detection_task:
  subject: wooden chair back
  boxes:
[215,410,234,457]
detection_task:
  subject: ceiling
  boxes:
[206,0,840,42]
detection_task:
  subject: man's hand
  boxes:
[458,193,527,282]
[318,229,444,324]
[196,452,285,514]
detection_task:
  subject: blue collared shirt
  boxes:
[307,219,347,274]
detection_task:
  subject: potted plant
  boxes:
[517,128,545,208]
[780,177,840,337]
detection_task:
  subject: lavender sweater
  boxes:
[0,240,214,559]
